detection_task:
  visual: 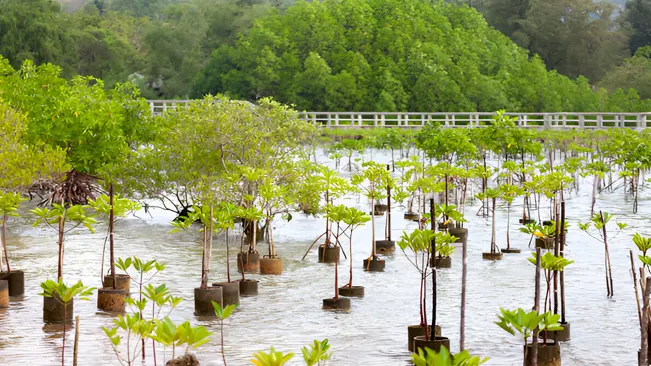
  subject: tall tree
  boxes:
[0,0,72,73]
[626,0,651,53]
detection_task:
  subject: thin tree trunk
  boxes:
[58,216,64,281]
[109,184,116,289]
[1,214,9,272]
[600,211,614,297]
[226,228,231,283]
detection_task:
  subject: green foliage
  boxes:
[398,229,436,255]
[39,278,95,304]
[0,102,68,191]
[495,308,564,345]
[30,203,97,234]
[251,347,294,366]
[519,222,556,239]
[197,0,640,112]
[436,204,467,225]
[301,339,332,366]
[88,193,140,218]
[0,58,152,174]
[634,233,651,269]
[435,232,458,258]
[527,251,574,271]
[0,192,26,219]
[212,302,237,320]
[411,346,489,366]
[600,47,651,100]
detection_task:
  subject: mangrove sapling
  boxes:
[579,212,627,297]
[257,175,295,274]
[433,232,457,269]
[39,279,95,366]
[212,302,237,366]
[352,161,391,270]
[115,256,165,360]
[495,308,563,366]
[631,233,651,362]
[398,228,437,350]
[170,204,221,287]
[526,252,573,340]
[479,187,502,260]
[411,346,489,366]
[251,347,295,366]
[0,192,26,287]
[339,206,370,296]
[143,282,182,362]
[302,166,351,261]
[88,188,140,289]
[500,184,525,252]
[323,205,348,307]
[106,315,212,366]
[302,339,332,366]
[30,203,96,280]
[520,222,558,250]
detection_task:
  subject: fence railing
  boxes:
[147,100,651,129]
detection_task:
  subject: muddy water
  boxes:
[0,151,645,365]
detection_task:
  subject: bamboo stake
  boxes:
[460,222,467,351]
[560,201,567,323]
[531,247,541,366]
[73,316,80,366]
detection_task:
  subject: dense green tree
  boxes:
[0,0,73,73]
[0,57,152,182]
[625,0,651,53]
[600,47,651,99]
[196,0,631,112]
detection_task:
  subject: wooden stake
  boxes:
[640,277,651,366]
[73,316,80,366]
[460,224,467,351]
[632,250,642,328]
[531,247,541,366]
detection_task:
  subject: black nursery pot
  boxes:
[0,270,25,296]
[430,256,452,268]
[322,297,351,310]
[448,227,468,243]
[363,257,385,272]
[404,212,420,221]
[482,252,503,260]
[502,248,522,254]
[413,335,450,354]
[525,341,561,366]
[535,237,555,250]
[541,321,571,342]
[318,245,339,263]
[338,285,364,297]
[194,287,222,317]
[43,294,73,323]
[212,282,240,306]
[407,325,441,352]
[102,274,131,296]
[237,252,260,273]
[238,279,259,296]
[375,240,396,254]
[97,288,127,313]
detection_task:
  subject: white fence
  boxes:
[147,100,651,129]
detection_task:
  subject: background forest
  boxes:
[2,0,651,112]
